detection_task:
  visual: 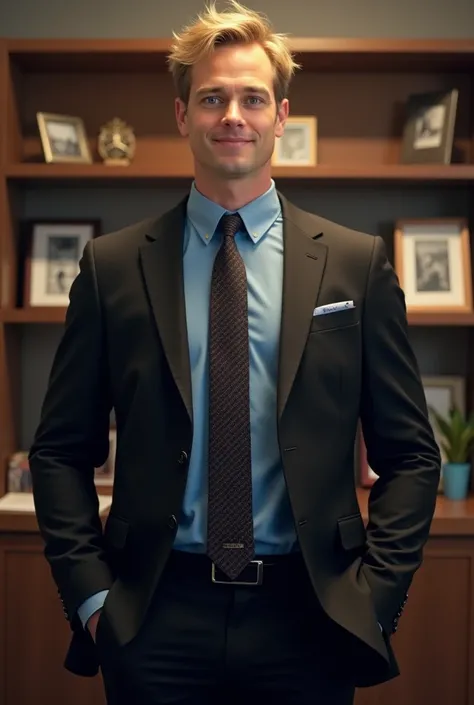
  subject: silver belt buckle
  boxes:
[211,560,263,586]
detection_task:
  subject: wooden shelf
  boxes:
[6,162,474,185]
[407,312,474,326]
[1,308,67,323]
[3,488,474,534]
[357,488,474,536]
[5,38,474,72]
[2,308,474,326]
[5,162,193,182]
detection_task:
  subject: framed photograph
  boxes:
[272,116,317,167]
[37,112,92,164]
[422,375,466,463]
[394,218,473,314]
[23,220,100,307]
[94,427,117,488]
[400,89,458,164]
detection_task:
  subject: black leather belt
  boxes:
[165,550,304,587]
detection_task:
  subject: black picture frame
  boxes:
[400,88,458,165]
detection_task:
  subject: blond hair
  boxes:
[168,1,300,104]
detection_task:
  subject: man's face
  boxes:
[175,42,288,180]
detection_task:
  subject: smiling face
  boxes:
[175,42,288,192]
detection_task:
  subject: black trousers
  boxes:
[96,551,356,705]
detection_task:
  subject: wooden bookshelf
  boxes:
[0,36,472,483]
[0,34,474,705]
[0,34,471,472]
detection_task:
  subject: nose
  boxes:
[222,99,245,126]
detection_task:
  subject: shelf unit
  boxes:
[2,307,474,327]
[0,37,474,502]
[5,162,474,183]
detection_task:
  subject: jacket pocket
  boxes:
[104,514,130,550]
[310,306,359,334]
[337,513,367,551]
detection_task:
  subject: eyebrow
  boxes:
[195,85,272,99]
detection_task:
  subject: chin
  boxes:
[216,159,256,176]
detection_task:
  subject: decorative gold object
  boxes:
[98,117,136,166]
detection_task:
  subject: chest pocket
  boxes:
[310,306,359,334]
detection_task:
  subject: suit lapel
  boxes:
[277,194,328,420]
[138,197,193,423]
[137,192,328,427]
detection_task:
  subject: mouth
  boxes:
[212,138,253,145]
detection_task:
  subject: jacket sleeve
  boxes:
[359,235,441,635]
[29,239,114,630]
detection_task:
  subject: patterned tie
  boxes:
[207,213,255,579]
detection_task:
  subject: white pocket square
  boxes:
[313,300,355,317]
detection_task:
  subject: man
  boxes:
[29,2,441,704]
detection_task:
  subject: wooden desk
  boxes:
[0,490,472,705]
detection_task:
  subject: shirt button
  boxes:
[177,451,188,465]
[167,515,178,530]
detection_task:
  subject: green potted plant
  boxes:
[429,405,474,500]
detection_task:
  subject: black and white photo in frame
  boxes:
[37,112,92,164]
[400,89,458,164]
[24,221,100,306]
[272,116,317,167]
[394,218,473,315]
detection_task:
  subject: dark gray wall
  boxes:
[0,0,473,39]
[0,0,471,448]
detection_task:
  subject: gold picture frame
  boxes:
[394,217,473,314]
[37,112,92,164]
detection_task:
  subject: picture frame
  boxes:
[400,88,458,164]
[37,112,92,164]
[272,116,317,167]
[394,218,473,314]
[23,220,100,307]
[358,374,464,489]
[422,375,466,464]
[94,426,117,488]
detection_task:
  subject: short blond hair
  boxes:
[168,1,300,104]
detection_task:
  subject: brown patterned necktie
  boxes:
[207,213,254,579]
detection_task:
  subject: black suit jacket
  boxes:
[29,193,441,688]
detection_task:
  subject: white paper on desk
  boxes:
[0,492,113,514]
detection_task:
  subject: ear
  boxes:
[175,98,189,137]
[275,98,289,138]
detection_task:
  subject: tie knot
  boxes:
[219,213,243,239]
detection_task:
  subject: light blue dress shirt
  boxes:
[78,180,298,628]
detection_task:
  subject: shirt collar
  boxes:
[186,180,281,245]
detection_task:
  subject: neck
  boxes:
[194,166,272,211]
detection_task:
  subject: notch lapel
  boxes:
[138,197,193,423]
[277,195,328,420]
[137,193,327,426]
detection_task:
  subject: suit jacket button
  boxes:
[178,451,188,465]
[167,515,178,530]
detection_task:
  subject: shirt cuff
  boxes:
[76,590,109,630]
